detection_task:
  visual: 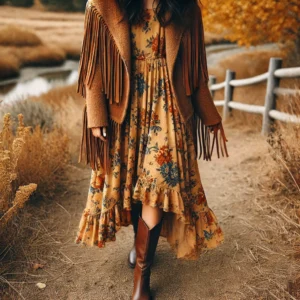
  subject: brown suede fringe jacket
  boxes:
[77,0,229,173]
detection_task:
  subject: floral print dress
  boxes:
[75,9,224,259]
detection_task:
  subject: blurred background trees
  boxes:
[0,0,87,11]
[202,0,300,53]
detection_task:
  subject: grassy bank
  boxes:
[0,5,84,80]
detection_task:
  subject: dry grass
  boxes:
[208,49,300,298]
[0,43,66,80]
[0,83,84,299]
[0,79,80,298]
[2,82,85,163]
[210,49,286,80]
[0,110,71,297]
[0,98,55,131]
[0,114,37,228]
[0,24,42,47]
[29,84,85,162]
[247,94,300,299]
[0,109,70,232]
[267,93,300,195]
[15,44,65,67]
[0,49,20,79]
[0,6,80,79]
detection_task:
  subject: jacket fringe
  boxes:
[78,104,121,174]
[77,0,124,105]
[181,5,209,96]
[190,113,229,161]
[77,1,228,173]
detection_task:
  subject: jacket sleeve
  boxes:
[182,4,229,160]
[191,4,222,127]
[77,0,109,128]
[77,0,111,174]
[192,80,222,126]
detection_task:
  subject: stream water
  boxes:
[0,60,79,104]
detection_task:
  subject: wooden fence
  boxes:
[209,57,300,134]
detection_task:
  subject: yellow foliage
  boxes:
[201,0,300,47]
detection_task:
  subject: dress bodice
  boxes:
[130,9,166,60]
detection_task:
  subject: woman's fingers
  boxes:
[92,127,101,138]
[92,127,108,142]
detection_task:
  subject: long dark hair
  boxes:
[117,0,200,27]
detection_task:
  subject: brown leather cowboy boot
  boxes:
[128,202,142,268]
[132,215,163,300]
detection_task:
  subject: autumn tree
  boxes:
[201,0,300,51]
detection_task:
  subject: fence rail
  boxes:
[209,57,300,134]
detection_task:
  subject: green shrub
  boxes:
[40,0,74,11]
[73,0,86,11]
[10,0,34,7]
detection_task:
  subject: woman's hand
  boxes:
[92,126,107,142]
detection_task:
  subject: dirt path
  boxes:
[6,124,295,300]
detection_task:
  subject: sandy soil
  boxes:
[2,123,296,300]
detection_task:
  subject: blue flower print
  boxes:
[159,161,180,187]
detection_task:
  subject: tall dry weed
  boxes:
[0,114,37,230]
[261,94,300,299]
[0,111,70,232]
[268,95,300,193]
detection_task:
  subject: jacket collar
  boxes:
[93,0,185,78]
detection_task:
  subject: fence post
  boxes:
[223,70,236,120]
[261,57,282,135]
[209,75,217,99]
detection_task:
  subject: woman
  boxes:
[75,0,228,299]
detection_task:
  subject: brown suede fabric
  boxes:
[78,0,222,128]
[85,63,109,128]
[77,0,228,172]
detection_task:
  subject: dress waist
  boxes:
[132,54,166,61]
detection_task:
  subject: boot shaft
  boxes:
[135,216,163,269]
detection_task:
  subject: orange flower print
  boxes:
[150,111,159,127]
[140,108,147,127]
[143,10,152,22]
[196,193,206,205]
[155,145,173,166]
[95,175,105,190]
[98,241,105,248]
[196,236,205,247]
[152,34,159,54]
[204,212,215,226]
